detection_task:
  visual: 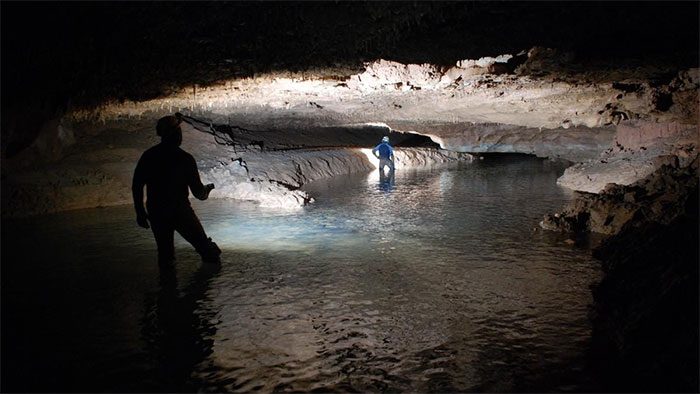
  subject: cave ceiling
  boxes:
[2,1,698,111]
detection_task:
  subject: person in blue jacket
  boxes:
[372,136,395,173]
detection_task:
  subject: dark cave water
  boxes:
[2,155,602,392]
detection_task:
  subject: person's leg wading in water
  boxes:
[149,206,220,268]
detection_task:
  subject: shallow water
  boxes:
[2,155,601,392]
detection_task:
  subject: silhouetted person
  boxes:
[132,115,221,268]
[372,135,395,174]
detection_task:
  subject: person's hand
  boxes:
[137,214,150,229]
[202,183,215,200]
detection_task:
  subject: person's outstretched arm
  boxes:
[187,155,214,200]
[132,155,150,228]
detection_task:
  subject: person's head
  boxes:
[382,136,390,143]
[156,115,183,146]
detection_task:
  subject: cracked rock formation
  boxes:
[558,120,699,194]
[2,50,697,216]
[1,3,698,391]
[0,117,473,216]
[541,156,698,236]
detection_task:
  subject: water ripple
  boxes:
[2,155,601,392]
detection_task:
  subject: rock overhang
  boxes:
[2,0,699,215]
[64,55,698,165]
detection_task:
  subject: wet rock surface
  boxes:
[401,122,615,163]
[4,49,696,219]
[2,3,698,391]
[541,155,699,391]
[558,120,699,193]
[542,155,698,235]
[589,184,699,392]
[0,118,473,217]
[21,47,700,217]
[4,52,697,221]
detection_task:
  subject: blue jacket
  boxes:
[372,142,394,159]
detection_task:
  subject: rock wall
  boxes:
[541,155,698,235]
[588,186,698,392]
[399,122,615,163]
[63,55,698,167]
[558,121,698,193]
[3,52,697,219]
[201,147,472,209]
[540,150,699,391]
[0,122,473,217]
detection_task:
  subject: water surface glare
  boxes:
[2,155,601,392]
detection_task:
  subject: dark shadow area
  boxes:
[2,1,698,155]
[468,327,599,392]
[140,263,221,392]
[537,160,700,392]
[3,2,697,106]
[180,113,439,150]
[392,133,440,149]
[0,203,222,392]
[588,187,699,393]
[472,153,577,172]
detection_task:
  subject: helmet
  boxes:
[382,136,390,143]
[156,115,182,137]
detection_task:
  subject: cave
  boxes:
[1,2,698,392]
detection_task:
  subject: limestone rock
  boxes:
[558,121,698,193]
[541,156,698,235]
[588,177,698,393]
[422,122,615,163]
[347,59,443,91]
[614,120,695,150]
[515,47,575,76]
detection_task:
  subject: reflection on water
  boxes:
[1,155,601,392]
[141,264,221,391]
